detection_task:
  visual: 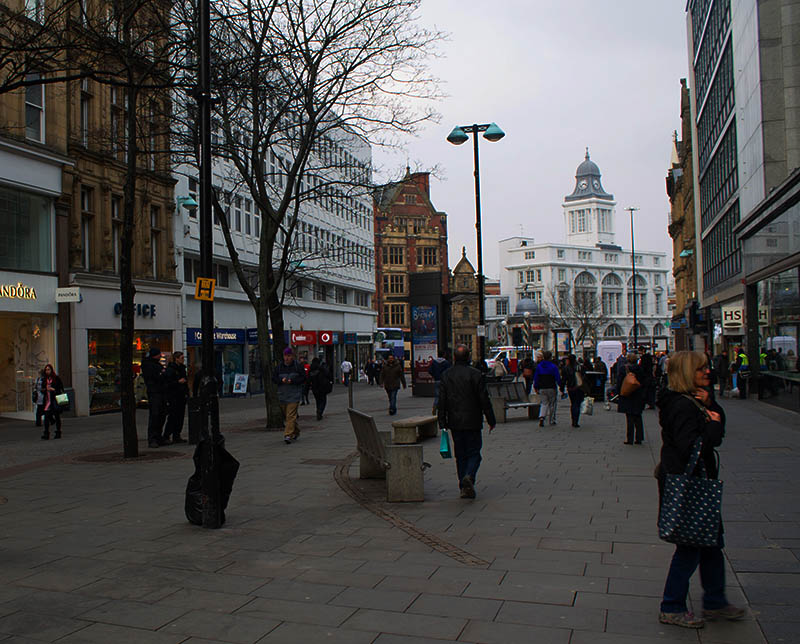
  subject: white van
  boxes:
[486,346,536,373]
[596,340,624,367]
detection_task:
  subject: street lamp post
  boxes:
[196,0,222,529]
[447,122,505,363]
[626,207,639,352]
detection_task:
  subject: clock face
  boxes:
[593,180,600,189]
[579,180,588,189]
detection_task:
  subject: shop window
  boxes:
[0,186,52,272]
[25,74,45,142]
[88,329,172,413]
[0,313,55,413]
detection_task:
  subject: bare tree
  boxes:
[179,0,442,427]
[546,285,609,353]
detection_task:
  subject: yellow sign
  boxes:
[195,277,216,301]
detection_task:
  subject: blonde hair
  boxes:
[667,350,708,394]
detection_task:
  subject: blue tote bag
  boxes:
[439,428,452,459]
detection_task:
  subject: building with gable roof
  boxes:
[373,171,450,347]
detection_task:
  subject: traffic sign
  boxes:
[195,277,216,301]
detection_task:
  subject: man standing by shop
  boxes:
[340,356,353,386]
[142,347,167,448]
[273,347,306,444]
[437,344,496,499]
[163,351,189,444]
[379,353,406,415]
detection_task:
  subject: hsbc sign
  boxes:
[721,305,770,330]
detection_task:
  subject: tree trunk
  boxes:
[256,295,283,429]
[120,82,139,458]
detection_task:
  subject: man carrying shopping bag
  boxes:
[437,344,496,499]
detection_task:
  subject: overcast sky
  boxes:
[373,0,689,280]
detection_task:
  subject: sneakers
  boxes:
[703,605,746,621]
[538,418,544,427]
[460,475,476,499]
[284,437,292,445]
[659,611,704,629]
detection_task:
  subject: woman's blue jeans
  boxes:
[661,544,727,613]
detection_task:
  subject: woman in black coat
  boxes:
[617,352,646,444]
[656,351,745,629]
[40,363,65,440]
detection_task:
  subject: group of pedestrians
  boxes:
[143,347,189,448]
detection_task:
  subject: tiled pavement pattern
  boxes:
[0,382,797,643]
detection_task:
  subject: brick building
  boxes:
[373,171,449,336]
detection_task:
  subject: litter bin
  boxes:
[584,371,606,401]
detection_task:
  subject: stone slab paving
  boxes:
[1,382,798,642]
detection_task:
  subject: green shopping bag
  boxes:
[439,428,452,459]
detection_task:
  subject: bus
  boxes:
[375,327,405,361]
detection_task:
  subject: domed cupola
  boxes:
[565,148,614,202]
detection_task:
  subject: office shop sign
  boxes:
[113,302,157,318]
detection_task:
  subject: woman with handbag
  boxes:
[40,364,65,440]
[656,351,745,628]
[618,352,646,444]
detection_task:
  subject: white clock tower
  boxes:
[562,149,616,246]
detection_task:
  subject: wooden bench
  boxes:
[486,380,540,423]
[390,415,438,444]
[348,408,426,502]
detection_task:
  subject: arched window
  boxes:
[604,323,623,337]
[653,323,665,336]
[628,274,647,288]
[627,275,648,315]
[629,323,648,337]
[462,306,470,320]
[601,273,623,315]
[574,271,596,286]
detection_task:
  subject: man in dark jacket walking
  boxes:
[142,347,167,448]
[437,344,496,499]
[379,354,406,415]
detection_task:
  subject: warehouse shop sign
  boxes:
[0,282,37,300]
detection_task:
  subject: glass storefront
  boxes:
[0,186,53,273]
[0,313,56,414]
[756,267,800,412]
[88,330,173,413]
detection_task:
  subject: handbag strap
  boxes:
[684,437,706,478]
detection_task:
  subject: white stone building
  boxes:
[173,128,376,394]
[497,151,671,354]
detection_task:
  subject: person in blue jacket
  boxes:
[534,351,561,427]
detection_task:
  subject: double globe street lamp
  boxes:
[447,122,505,363]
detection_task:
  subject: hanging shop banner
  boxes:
[411,304,438,383]
[318,330,334,345]
[290,330,317,345]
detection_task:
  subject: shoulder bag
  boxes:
[55,392,70,409]
[658,438,723,547]
[620,371,640,397]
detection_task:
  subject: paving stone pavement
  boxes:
[0,382,798,643]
